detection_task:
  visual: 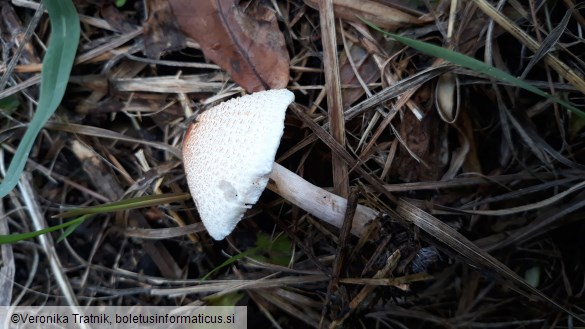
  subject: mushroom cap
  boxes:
[182,89,295,240]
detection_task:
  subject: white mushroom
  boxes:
[183,89,378,240]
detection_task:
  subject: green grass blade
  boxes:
[0,193,190,244]
[201,248,258,281]
[0,0,80,198]
[56,215,90,243]
[0,215,88,245]
[54,192,191,219]
[363,19,585,118]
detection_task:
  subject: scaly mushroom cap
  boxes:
[183,89,295,240]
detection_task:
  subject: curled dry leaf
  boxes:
[304,0,426,30]
[435,72,460,124]
[169,0,290,92]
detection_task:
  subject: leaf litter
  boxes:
[1,0,585,327]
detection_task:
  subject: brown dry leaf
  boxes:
[339,41,379,109]
[143,0,186,59]
[0,2,39,65]
[102,5,136,33]
[169,0,290,92]
[304,0,426,30]
[395,95,443,183]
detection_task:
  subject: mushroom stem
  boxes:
[267,163,378,237]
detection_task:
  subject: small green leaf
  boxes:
[205,292,244,306]
[569,116,585,138]
[0,95,20,114]
[268,235,292,266]
[201,233,292,280]
[201,248,258,281]
[524,265,541,288]
[250,233,292,266]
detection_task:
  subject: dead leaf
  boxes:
[0,2,39,66]
[339,40,379,108]
[102,5,136,33]
[395,99,442,182]
[143,0,186,59]
[435,72,459,124]
[169,0,290,92]
[304,0,426,30]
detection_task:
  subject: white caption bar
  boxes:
[0,306,247,329]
